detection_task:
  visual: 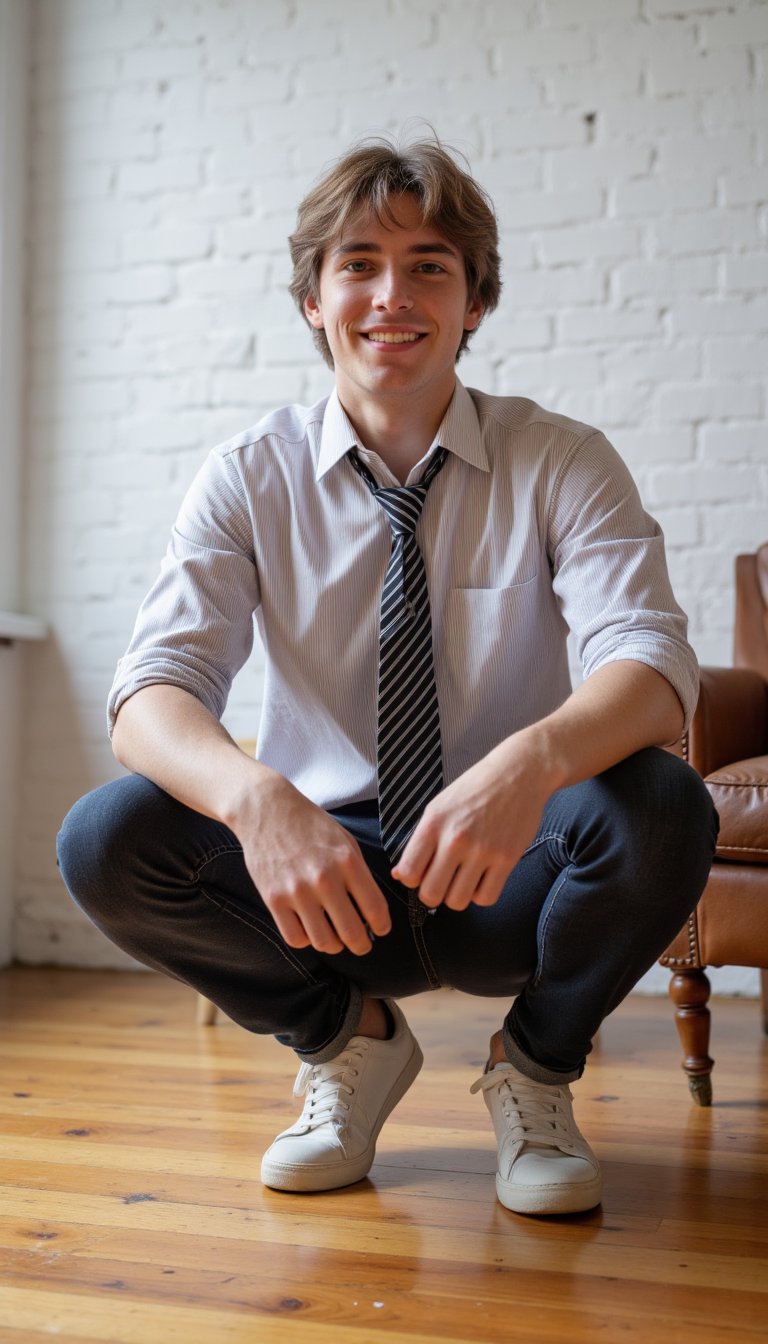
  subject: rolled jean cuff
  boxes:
[502,1018,583,1086]
[291,980,364,1065]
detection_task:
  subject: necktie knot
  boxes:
[374,485,428,538]
[347,445,448,527]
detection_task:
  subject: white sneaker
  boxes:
[471,1061,602,1215]
[261,1000,423,1193]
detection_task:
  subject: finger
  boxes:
[318,894,374,956]
[442,859,489,912]
[270,904,313,949]
[343,854,392,938]
[416,849,462,909]
[392,816,438,888]
[470,865,507,908]
[294,901,346,956]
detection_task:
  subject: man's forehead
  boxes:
[328,198,457,254]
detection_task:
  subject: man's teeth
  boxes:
[367,331,421,343]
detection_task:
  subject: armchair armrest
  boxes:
[686,666,768,778]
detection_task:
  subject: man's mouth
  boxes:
[364,331,425,344]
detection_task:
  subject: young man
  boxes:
[58,137,717,1217]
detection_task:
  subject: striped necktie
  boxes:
[348,446,448,865]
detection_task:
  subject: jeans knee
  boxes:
[57,775,164,921]
[58,788,102,896]
[635,747,716,838]
[600,747,718,892]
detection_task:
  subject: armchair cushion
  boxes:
[705,755,768,863]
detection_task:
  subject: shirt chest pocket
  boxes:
[438,578,542,699]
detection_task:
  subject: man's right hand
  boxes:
[232,775,392,957]
[111,685,390,958]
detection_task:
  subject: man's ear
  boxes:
[304,292,324,329]
[464,296,484,333]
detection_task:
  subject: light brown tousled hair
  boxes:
[288,135,502,368]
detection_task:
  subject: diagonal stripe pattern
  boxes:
[348,446,448,864]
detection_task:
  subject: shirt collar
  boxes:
[315,379,489,483]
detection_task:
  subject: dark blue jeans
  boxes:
[57,748,717,1084]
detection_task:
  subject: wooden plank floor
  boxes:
[0,968,765,1343]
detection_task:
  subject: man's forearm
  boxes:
[492,658,686,798]
[111,684,285,829]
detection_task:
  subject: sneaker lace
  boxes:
[470,1068,578,1153]
[293,1041,370,1131]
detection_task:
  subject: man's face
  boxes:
[304,194,483,417]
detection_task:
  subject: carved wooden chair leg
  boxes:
[196,994,219,1026]
[668,968,714,1105]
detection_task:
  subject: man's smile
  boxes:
[361,329,427,345]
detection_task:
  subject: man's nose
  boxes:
[373,267,414,310]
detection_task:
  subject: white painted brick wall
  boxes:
[17,0,767,1002]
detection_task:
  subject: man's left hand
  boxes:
[391,659,686,911]
[392,738,552,911]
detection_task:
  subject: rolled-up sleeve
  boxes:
[107,446,260,735]
[549,430,699,733]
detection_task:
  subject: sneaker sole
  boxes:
[496,1171,603,1216]
[261,1037,424,1193]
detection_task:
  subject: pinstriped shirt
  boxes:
[108,381,698,811]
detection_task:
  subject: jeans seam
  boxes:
[411,922,441,989]
[195,843,325,985]
[523,829,568,859]
[198,886,322,987]
[530,831,572,991]
[192,844,244,878]
[379,873,412,908]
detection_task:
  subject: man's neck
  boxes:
[337,381,456,484]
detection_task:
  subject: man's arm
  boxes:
[112,685,391,955]
[393,659,684,910]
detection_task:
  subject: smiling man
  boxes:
[302,193,483,480]
[58,136,717,1218]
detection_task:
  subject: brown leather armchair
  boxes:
[661,545,768,1104]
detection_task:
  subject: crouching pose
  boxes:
[58,135,717,1216]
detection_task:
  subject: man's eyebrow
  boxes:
[331,240,459,258]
